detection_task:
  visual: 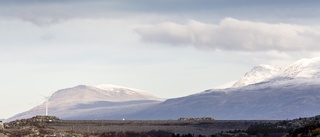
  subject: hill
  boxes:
[8,85,163,121]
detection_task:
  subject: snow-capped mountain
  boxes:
[132,77,320,120]
[232,57,320,88]
[7,85,163,121]
[232,65,280,88]
[131,57,320,120]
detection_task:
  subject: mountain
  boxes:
[131,78,320,120]
[7,85,163,121]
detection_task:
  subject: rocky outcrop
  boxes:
[1,116,66,137]
[5,115,59,129]
[178,117,214,121]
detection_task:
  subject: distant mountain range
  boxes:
[7,84,163,121]
[8,57,320,121]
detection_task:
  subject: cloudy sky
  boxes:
[1,0,320,118]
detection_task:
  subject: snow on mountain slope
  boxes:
[94,84,162,101]
[232,65,280,88]
[279,57,320,78]
[7,85,163,121]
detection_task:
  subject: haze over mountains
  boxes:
[7,57,320,121]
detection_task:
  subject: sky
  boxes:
[1,0,320,119]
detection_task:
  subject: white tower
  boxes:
[45,96,49,116]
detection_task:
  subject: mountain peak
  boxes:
[232,64,280,88]
[232,57,320,88]
[279,57,320,78]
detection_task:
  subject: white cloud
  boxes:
[136,18,320,52]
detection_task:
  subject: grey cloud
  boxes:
[18,11,68,27]
[136,18,320,52]
[1,1,74,26]
[1,0,320,26]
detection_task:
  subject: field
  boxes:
[48,120,279,136]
